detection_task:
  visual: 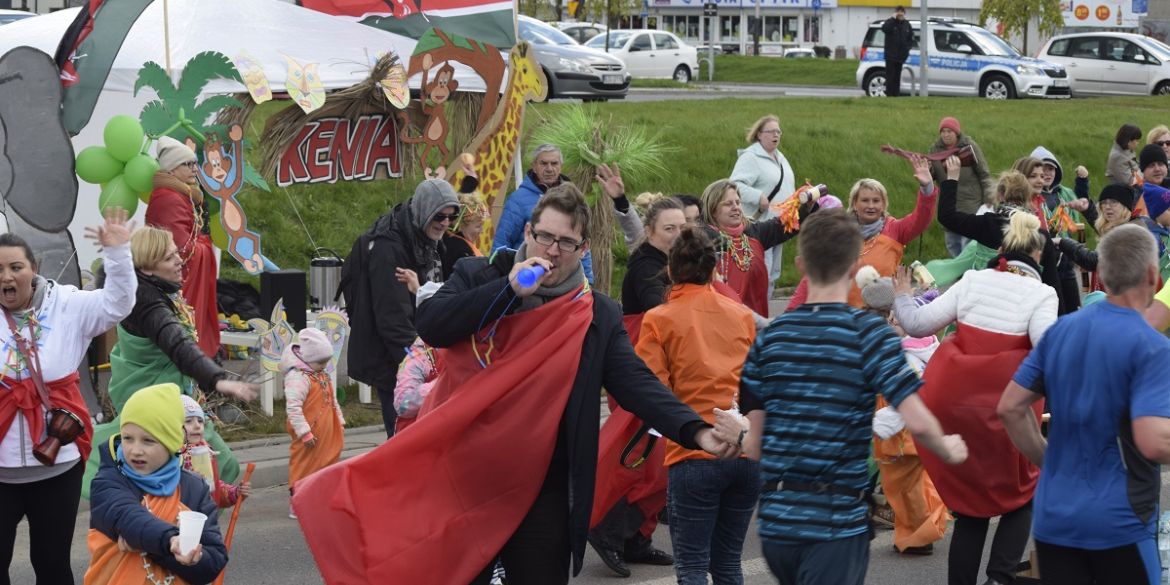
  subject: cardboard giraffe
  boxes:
[446,42,547,252]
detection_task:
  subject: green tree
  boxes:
[979,0,1064,54]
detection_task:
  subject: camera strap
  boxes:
[3,309,50,411]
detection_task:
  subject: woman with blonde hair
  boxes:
[730,115,797,298]
[440,193,489,277]
[785,156,936,311]
[701,179,814,317]
[83,226,257,498]
[892,210,1058,585]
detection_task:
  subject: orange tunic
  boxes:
[635,284,755,467]
[286,371,344,490]
[84,489,191,585]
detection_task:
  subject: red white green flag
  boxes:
[301,0,515,50]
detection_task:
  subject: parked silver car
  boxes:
[518,16,629,101]
[1038,32,1170,96]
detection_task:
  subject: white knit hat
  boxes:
[156,136,197,172]
[294,327,334,364]
[180,394,205,419]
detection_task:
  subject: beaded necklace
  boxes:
[717,231,754,278]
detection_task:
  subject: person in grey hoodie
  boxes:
[730,114,796,299]
[1030,146,1096,314]
[928,117,993,258]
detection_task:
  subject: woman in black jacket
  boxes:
[84,227,256,496]
[936,156,1071,313]
[622,196,688,315]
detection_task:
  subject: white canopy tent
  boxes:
[0,0,487,271]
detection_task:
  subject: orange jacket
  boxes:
[635,283,756,467]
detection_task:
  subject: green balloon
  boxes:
[124,154,160,193]
[99,175,139,216]
[75,146,123,184]
[103,115,145,163]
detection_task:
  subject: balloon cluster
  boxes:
[74,115,161,216]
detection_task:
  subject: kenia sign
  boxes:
[277,114,403,187]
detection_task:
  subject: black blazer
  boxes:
[416,252,706,576]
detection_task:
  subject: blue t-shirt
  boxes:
[1013,301,1170,550]
[740,303,919,544]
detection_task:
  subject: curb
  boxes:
[229,425,387,492]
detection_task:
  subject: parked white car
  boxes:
[1038,32,1170,96]
[585,30,699,82]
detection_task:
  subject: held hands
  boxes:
[169,536,202,566]
[711,407,749,447]
[695,427,740,459]
[944,155,962,181]
[84,207,135,248]
[508,256,553,297]
[216,379,259,402]
[940,434,968,465]
[396,267,420,295]
[596,163,625,200]
[910,155,933,188]
[892,265,914,297]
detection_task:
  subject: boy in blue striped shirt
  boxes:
[724,208,967,585]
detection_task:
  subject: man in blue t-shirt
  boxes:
[730,208,968,585]
[1000,223,1170,585]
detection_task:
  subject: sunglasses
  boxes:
[432,212,461,223]
[1156,141,1170,147]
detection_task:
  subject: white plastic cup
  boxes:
[177,510,207,555]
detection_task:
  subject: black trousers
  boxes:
[1035,539,1159,585]
[375,385,398,438]
[0,461,84,585]
[469,467,571,585]
[887,60,905,97]
[948,502,1032,585]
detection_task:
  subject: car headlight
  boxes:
[556,57,594,75]
[1016,64,1043,76]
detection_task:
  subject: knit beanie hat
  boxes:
[1139,143,1169,172]
[293,327,333,364]
[179,394,205,420]
[1145,188,1170,220]
[1098,183,1136,211]
[121,383,185,454]
[855,265,895,311]
[409,179,460,232]
[156,136,197,172]
[939,117,961,135]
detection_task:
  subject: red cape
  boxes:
[293,288,593,584]
[914,324,1042,518]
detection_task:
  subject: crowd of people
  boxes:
[5,110,1170,585]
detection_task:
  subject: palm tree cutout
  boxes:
[134,51,273,271]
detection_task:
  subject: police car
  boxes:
[856,18,1071,99]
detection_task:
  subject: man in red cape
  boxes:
[293,185,736,584]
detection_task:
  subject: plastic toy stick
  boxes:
[212,461,255,585]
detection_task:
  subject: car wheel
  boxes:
[673,65,691,83]
[541,67,554,102]
[1155,81,1170,96]
[863,70,886,97]
[980,74,1015,100]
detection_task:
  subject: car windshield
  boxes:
[964,28,1021,57]
[518,20,578,46]
[587,32,632,50]
[1143,37,1170,59]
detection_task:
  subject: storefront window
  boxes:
[720,15,739,41]
[803,15,821,43]
[764,16,782,43]
[782,15,798,42]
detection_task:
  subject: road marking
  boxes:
[630,557,770,584]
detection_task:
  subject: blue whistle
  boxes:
[517,264,547,288]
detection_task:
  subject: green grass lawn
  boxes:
[226,95,1168,294]
[696,55,859,87]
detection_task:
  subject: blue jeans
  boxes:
[944,229,969,258]
[667,458,761,585]
[761,532,869,585]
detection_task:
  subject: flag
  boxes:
[301,0,515,49]
[53,0,154,136]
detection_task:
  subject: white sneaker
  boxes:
[289,505,297,519]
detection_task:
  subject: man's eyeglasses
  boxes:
[531,229,585,252]
[1156,140,1170,147]
[432,212,461,223]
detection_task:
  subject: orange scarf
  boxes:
[84,487,191,585]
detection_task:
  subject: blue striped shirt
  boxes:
[740,303,919,544]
